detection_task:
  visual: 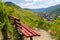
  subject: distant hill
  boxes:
[5,2,21,10]
[46,4,60,15]
[25,8,46,13]
[25,4,60,15]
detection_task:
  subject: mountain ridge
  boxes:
[25,4,60,14]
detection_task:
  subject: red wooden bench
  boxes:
[8,15,40,40]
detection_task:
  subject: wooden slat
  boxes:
[18,27,29,37]
[17,24,33,37]
[21,24,37,36]
[15,20,21,25]
[20,22,39,36]
[16,21,37,36]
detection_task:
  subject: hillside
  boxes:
[25,8,46,13]
[5,2,21,9]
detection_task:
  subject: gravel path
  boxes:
[0,31,3,40]
[25,29,55,40]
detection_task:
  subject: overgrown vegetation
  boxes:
[0,1,60,40]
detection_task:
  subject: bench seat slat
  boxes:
[18,27,29,37]
[17,24,33,37]
[16,20,37,36]
[21,23,37,36]
[20,22,40,36]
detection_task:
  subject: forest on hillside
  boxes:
[0,1,60,40]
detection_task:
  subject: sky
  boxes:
[3,0,60,9]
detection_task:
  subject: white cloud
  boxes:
[55,0,60,2]
[25,0,49,2]
[3,0,9,1]
[25,0,42,1]
[25,0,32,1]
[19,2,33,8]
[34,0,43,1]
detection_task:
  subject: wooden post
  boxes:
[30,36,33,40]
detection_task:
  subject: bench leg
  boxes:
[30,37,33,40]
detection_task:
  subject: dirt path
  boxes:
[0,31,3,40]
[25,29,55,40]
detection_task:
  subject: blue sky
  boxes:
[3,0,60,9]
